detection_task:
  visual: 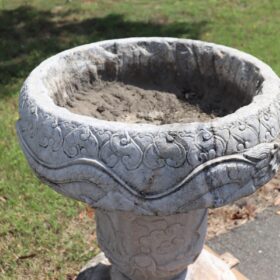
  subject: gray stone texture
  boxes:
[95,209,207,280]
[16,38,280,280]
[16,38,280,216]
[76,250,238,280]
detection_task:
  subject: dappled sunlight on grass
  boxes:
[0,2,208,278]
[0,0,279,279]
[0,5,207,99]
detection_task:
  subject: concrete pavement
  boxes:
[208,207,280,280]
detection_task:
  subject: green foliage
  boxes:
[0,0,279,279]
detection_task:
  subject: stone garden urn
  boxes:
[16,38,280,280]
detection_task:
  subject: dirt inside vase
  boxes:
[64,81,225,124]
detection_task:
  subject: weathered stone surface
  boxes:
[16,38,280,216]
[95,209,207,280]
[77,249,237,280]
[16,38,280,280]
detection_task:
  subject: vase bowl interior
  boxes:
[45,40,263,124]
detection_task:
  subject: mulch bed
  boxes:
[207,172,280,240]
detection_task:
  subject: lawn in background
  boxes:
[0,0,280,279]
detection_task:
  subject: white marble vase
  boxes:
[16,38,280,280]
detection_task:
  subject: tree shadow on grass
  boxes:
[0,5,208,98]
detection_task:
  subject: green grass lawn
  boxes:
[0,0,280,279]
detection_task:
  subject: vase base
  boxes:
[76,249,238,280]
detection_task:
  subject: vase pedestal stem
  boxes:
[94,209,207,280]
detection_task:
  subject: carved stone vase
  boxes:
[16,38,280,280]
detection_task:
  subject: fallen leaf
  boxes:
[66,274,76,280]
[232,210,245,220]
[0,196,7,203]
[274,196,280,206]
[0,266,5,274]
[262,182,275,193]
[220,252,239,268]
[17,253,36,261]
[79,211,85,220]
[245,203,257,218]
[86,206,94,219]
